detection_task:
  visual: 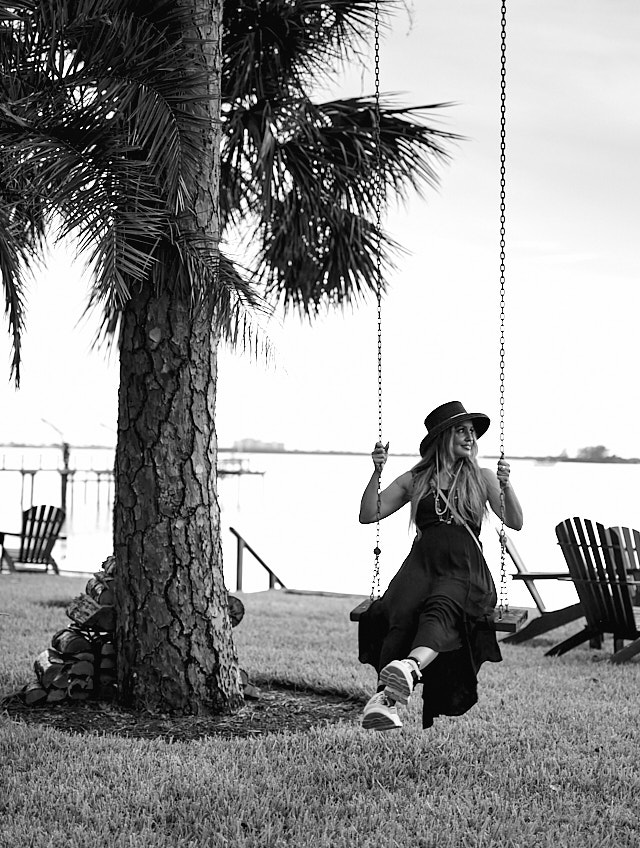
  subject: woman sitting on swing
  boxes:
[358,400,523,731]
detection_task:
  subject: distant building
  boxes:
[232,438,285,452]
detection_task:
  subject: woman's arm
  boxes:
[359,442,413,523]
[482,461,524,530]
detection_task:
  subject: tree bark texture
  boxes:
[115,287,242,714]
[113,0,242,714]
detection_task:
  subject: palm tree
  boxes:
[0,0,456,714]
[1,0,245,714]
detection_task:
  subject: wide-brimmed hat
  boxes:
[419,401,490,457]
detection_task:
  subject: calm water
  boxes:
[1,448,639,611]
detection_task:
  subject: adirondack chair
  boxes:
[0,505,65,574]
[547,517,640,663]
[607,525,640,606]
[501,531,583,644]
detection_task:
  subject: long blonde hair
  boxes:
[410,426,488,529]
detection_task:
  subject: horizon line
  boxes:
[1,443,638,464]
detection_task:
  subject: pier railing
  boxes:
[229,526,286,592]
[0,445,262,527]
[0,446,114,526]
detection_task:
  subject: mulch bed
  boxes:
[1,687,363,742]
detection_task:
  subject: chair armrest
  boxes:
[511,572,571,580]
[0,530,21,541]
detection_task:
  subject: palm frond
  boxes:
[215,253,274,360]
[223,93,457,313]
[257,201,401,314]
[0,143,48,382]
[0,0,227,360]
[223,0,395,103]
[306,97,459,202]
[57,3,211,214]
[224,95,457,217]
[146,234,274,359]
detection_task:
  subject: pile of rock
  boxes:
[20,555,256,704]
[21,556,117,705]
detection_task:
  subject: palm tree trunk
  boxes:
[113,0,242,714]
[114,286,242,713]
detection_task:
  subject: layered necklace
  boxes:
[433,454,463,524]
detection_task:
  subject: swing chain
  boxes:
[372,0,382,601]
[498,0,508,614]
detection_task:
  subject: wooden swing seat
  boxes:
[349,597,528,633]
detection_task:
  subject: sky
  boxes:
[1,0,639,459]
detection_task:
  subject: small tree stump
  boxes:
[46,687,67,703]
[85,576,114,606]
[66,595,115,632]
[239,668,260,700]
[69,659,94,677]
[21,681,47,705]
[34,649,69,688]
[227,594,245,627]
[100,555,116,577]
[51,628,93,655]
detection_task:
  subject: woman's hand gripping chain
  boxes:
[372,441,390,473]
[496,458,511,490]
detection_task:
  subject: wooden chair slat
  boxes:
[602,526,636,626]
[557,519,601,625]
[575,518,611,623]
[1,506,65,574]
[619,526,636,565]
[615,528,637,613]
[551,518,640,661]
[591,521,626,625]
[510,571,571,580]
[609,526,640,605]
[33,506,51,562]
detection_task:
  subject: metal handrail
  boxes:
[229,527,287,591]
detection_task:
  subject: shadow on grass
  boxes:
[2,682,363,742]
[37,599,73,608]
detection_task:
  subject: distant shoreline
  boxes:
[483,455,640,465]
[2,443,639,464]
[220,448,640,465]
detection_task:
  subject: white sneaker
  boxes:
[361,691,402,731]
[379,659,421,705]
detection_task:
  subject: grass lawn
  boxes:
[1,573,639,848]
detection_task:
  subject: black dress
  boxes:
[358,490,502,728]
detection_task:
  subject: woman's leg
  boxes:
[377,547,432,670]
[362,546,434,731]
[407,646,438,669]
[380,595,463,704]
[379,653,431,704]
[362,646,441,730]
